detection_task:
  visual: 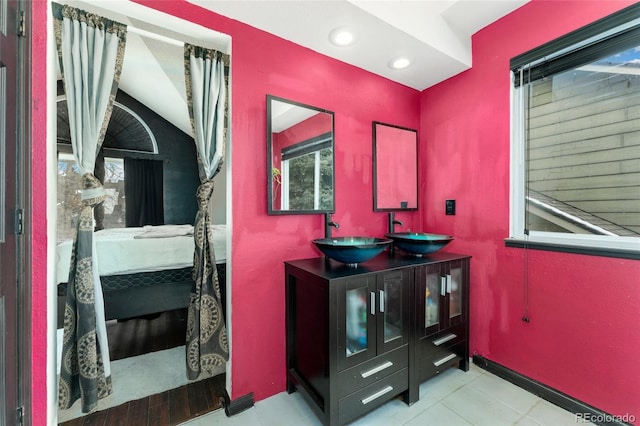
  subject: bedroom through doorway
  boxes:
[50,1,232,423]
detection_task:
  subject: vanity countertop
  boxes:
[284,251,471,279]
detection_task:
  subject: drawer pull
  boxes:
[440,276,446,296]
[360,361,393,378]
[433,353,457,367]
[433,334,457,346]
[361,385,394,405]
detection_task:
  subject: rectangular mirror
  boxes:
[373,121,418,211]
[267,95,335,215]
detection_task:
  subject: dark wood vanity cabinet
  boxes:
[285,252,470,426]
[413,258,470,386]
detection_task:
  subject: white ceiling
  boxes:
[188,0,529,90]
[59,0,529,136]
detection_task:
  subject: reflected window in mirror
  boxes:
[267,95,335,215]
[373,122,418,211]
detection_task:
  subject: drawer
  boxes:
[336,345,408,398]
[416,324,465,360]
[338,368,408,425]
[417,341,466,383]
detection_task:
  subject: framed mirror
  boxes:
[267,95,335,215]
[373,121,418,211]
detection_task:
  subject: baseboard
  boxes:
[472,355,634,426]
[222,389,254,417]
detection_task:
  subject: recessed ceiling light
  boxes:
[389,57,411,70]
[329,27,356,47]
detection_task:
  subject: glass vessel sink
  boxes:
[313,236,392,266]
[385,232,453,256]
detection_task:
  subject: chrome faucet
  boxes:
[324,213,340,238]
[388,212,404,234]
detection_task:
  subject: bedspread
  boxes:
[56,225,227,284]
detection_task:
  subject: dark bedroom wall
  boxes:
[57,82,227,225]
[112,90,199,225]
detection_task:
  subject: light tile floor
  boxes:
[182,363,585,426]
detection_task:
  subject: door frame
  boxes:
[19,5,31,423]
[14,0,32,424]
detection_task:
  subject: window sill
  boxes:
[504,238,640,260]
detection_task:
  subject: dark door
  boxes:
[1,1,25,424]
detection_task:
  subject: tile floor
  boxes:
[181,363,586,426]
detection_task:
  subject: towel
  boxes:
[134,224,194,239]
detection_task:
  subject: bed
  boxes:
[56,224,227,327]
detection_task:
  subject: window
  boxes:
[102,157,126,228]
[57,153,125,242]
[509,4,640,258]
[280,134,333,211]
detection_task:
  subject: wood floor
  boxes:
[59,309,226,426]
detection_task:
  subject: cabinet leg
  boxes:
[403,379,420,405]
[286,375,296,394]
[459,356,469,372]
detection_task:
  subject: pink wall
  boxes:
[207,9,420,401]
[419,0,640,419]
[30,2,49,425]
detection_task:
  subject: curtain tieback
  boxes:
[196,179,215,210]
[81,173,106,207]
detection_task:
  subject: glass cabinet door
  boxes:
[338,275,376,371]
[346,286,369,357]
[447,265,462,319]
[416,264,445,336]
[377,269,410,354]
[382,271,403,344]
[447,260,464,326]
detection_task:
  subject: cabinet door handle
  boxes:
[440,276,446,296]
[361,385,394,405]
[433,333,457,346]
[360,361,393,378]
[370,292,376,316]
[433,353,457,367]
[379,290,385,313]
[446,274,452,294]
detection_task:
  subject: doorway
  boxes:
[48,1,232,422]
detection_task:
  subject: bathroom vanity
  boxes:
[285,252,470,425]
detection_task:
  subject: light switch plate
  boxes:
[445,199,456,215]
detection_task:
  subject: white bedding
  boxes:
[56,225,227,284]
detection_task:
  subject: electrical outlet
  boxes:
[445,199,456,215]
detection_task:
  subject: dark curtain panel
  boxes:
[124,158,164,227]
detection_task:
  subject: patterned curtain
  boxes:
[53,3,127,413]
[184,43,229,379]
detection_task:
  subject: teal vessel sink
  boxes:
[313,236,392,266]
[385,232,453,256]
